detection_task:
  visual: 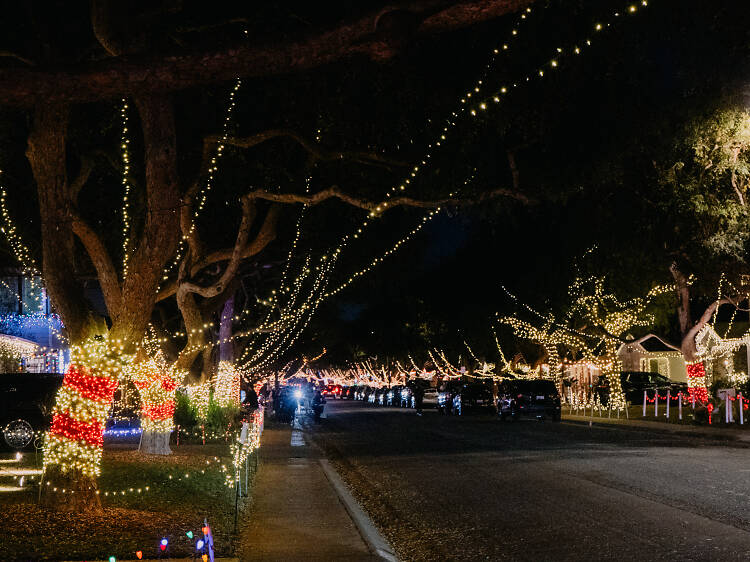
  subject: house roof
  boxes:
[617,334,681,355]
[638,335,679,353]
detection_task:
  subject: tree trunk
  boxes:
[604,343,627,410]
[27,104,112,512]
[219,295,234,363]
[109,94,180,347]
[670,262,691,339]
[139,429,172,455]
[26,102,100,344]
[175,290,206,374]
[680,299,728,403]
[39,467,102,512]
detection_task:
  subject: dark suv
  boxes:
[597,371,687,405]
[437,379,463,414]
[451,382,495,415]
[497,379,561,421]
[0,372,63,449]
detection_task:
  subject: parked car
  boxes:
[0,373,63,449]
[362,386,375,402]
[322,384,342,399]
[422,386,439,408]
[437,379,463,414]
[497,379,561,421]
[597,371,688,406]
[275,386,300,423]
[352,385,364,400]
[400,385,413,408]
[368,388,383,404]
[452,382,494,415]
[386,385,403,406]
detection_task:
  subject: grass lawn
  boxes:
[3,438,255,561]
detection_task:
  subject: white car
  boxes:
[410,386,439,408]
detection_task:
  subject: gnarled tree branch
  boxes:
[178,198,256,299]
[0,0,534,105]
[209,129,406,169]
[70,211,122,317]
[243,184,533,211]
[157,204,281,302]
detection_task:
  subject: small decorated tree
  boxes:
[128,353,184,455]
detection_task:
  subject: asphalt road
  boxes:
[306,399,750,561]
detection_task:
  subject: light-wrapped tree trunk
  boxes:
[129,355,183,455]
[41,339,125,511]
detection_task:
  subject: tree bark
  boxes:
[109,94,180,346]
[681,298,733,363]
[26,103,100,344]
[175,289,206,374]
[670,262,691,339]
[39,467,102,512]
[71,211,122,317]
[0,0,535,106]
[157,205,280,302]
[139,429,172,455]
[219,295,234,363]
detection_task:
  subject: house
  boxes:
[693,324,750,386]
[0,271,67,373]
[617,334,687,382]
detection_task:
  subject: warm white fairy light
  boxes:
[325,208,441,297]
[155,1,653,373]
[0,183,44,306]
[159,78,243,288]
[120,99,132,278]
[215,361,241,406]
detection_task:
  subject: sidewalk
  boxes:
[238,421,384,561]
[563,413,750,442]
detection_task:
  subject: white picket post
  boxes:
[654,392,659,418]
[666,390,670,421]
[678,392,682,421]
[643,390,647,417]
[740,394,744,425]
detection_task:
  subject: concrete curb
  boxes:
[319,458,399,562]
[563,414,750,442]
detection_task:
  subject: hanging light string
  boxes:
[158,78,244,290]
[0,184,45,308]
[241,1,655,367]
[312,1,652,289]
[237,256,324,366]
[492,329,514,372]
[464,1,651,118]
[233,5,540,332]
[239,253,338,374]
[120,99,133,279]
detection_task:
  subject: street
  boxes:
[306,400,750,561]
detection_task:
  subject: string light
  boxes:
[126,353,183,435]
[44,338,131,478]
[159,78,243,289]
[120,99,132,278]
[0,184,44,307]
[214,361,240,407]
